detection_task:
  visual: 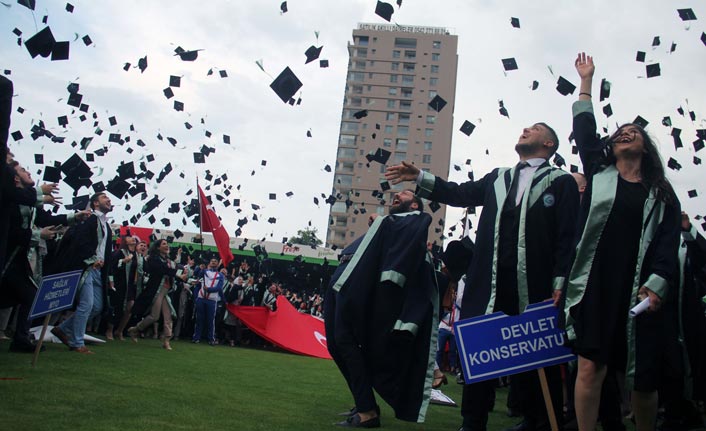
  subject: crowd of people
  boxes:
[2,51,706,431]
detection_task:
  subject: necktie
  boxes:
[505,161,529,208]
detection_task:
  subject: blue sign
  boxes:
[453,300,575,384]
[29,270,83,320]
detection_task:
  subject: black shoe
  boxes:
[503,420,534,431]
[338,407,357,417]
[9,341,45,353]
[335,413,380,428]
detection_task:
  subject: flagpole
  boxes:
[197,177,204,254]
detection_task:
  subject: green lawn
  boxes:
[0,338,524,431]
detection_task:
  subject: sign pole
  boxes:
[31,314,51,367]
[537,367,559,431]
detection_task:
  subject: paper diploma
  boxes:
[629,297,650,317]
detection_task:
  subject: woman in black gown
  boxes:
[565,53,681,431]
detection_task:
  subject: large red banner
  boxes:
[198,184,234,267]
[227,296,331,360]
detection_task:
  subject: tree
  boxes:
[289,227,323,247]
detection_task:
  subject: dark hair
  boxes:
[148,239,166,259]
[609,124,676,204]
[119,235,134,251]
[8,160,18,170]
[536,122,560,155]
[89,192,106,209]
[409,190,425,213]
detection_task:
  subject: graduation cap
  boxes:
[66,195,89,211]
[66,3,74,12]
[51,41,70,61]
[646,63,660,78]
[25,27,56,58]
[602,104,613,117]
[270,67,302,103]
[138,56,148,73]
[556,76,576,95]
[662,116,672,127]
[510,17,520,28]
[380,180,391,191]
[82,35,92,46]
[688,190,698,198]
[169,75,181,87]
[667,157,682,171]
[671,128,683,149]
[460,120,476,136]
[34,154,44,164]
[223,134,231,144]
[531,80,539,90]
[174,46,203,61]
[142,196,162,214]
[163,87,174,99]
[678,8,697,20]
[324,164,332,172]
[693,139,704,153]
[702,32,706,46]
[106,176,130,198]
[599,78,611,101]
[353,109,368,119]
[636,51,646,62]
[304,45,323,64]
[633,115,649,128]
[501,58,518,71]
[219,70,228,78]
[269,193,277,200]
[43,166,61,182]
[652,36,661,47]
[320,59,329,68]
[18,0,36,10]
[60,153,93,189]
[428,95,447,112]
[429,201,441,213]
[117,161,136,179]
[366,148,391,164]
[375,1,394,22]
[498,100,509,118]
[280,1,287,13]
[174,100,184,111]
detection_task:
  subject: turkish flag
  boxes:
[198,184,234,267]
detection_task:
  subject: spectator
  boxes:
[192,258,225,345]
[106,236,137,340]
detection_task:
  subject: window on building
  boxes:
[387,99,396,109]
[360,136,366,143]
[356,36,369,46]
[356,48,367,58]
[425,128,433,137]
[432,53,440,61]
[391,62,399,71]
[396,139,408,150]
[392,50,401,58]
[430,65,439,74]
[376,205,386,215]
[349,72,365,82]
[388,87,398,96]
[341,122,359,132]
[340,161,355,173]
[368,72,374,79]
[335,174,353,187]
[432,41,441,49]
[386,112,396,121]
[394,37,417,48]
[426,115,436,124]
[393,152,407,163]
[429,90,438,99]
[401,88,413,98]
[369,60,375,67]
[424,141,433,151]
[384,125,394,134]
[399,100,412,110]
[397,126,409,137]
[354,60,366,69]
[339,135,357,146]
[335,216,348,227]
[404,50,416,59]
[402,75,414,84]
[422,154,432,164]
[389,74,398,83]
[403,63,415,72]
[398,113,410,125]
[383,138,392,147]
[349,97,362,107]
[429,78,438,86]
[332,202,347,213]
[337,148,356,159]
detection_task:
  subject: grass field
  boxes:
[0,337,526,431]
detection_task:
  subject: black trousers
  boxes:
[333,291,377,412]
[324,286,353,394]
[0,260,36,344]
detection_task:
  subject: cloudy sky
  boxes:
[3,0,705,245]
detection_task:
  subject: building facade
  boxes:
[326,23,459,250]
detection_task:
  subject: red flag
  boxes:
[198,184,234,267]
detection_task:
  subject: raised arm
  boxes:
[572,52,606,174]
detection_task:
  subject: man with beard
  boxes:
[1,161,88,352]
[331,189,436,428]
[386,123,579,431]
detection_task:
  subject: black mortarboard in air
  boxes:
[636,51,646,62]
[117,161,136,179]
[693,139,704,153]
[66,3,74,12]
[11,130,23,141]
[646,63,661,78]
[687,190,698,198]
[270,67,302,103]
[428,95,447,112]
[142,196,162,214]
[353,109,368,119]
[501,58,518,71]
[163,87,174,99]
[599,78,611,101]
[375,1,394,21]
[633,115,649,128]
[531,80,539,90]
[380,180,390,191]
[286,191,294,197]
[667,157,682,171]
[671,128,683,149]
[25,27,55,58]
[106,176,130,198]
[662,116,672,127]
[61,153,92,184]
[510,17,520,28]
[66,195,89,211]
[366,148,391,164]
[219,70,228,78]
[67,92,83,108]
[280,1,287,13]
[498,100,509,118]
[34,154,44,164]
[556,76,576,95]
[304,46,323,64]
[137,56,148,73]
[702,32,706,46]
[108,116,117,126]
[429,201,441,213]
[51,41,70,61]
[320,59,329,68]
[602,104,613,117]
[18,0,36,10]
[174,47,203,61]
[652,36,660,47]
[43,166,61,182]
[223,134,231,144]
[174,100,184,111]
[58,115,69,127]
[269,193,277,200]
[460,120,475,136]
[92,181,105,193]
[677,8,697,20]
[82,35,92,46]
[169,75,181,87]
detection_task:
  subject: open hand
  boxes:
[40,183,59,195]
[575,52,595,79]
[384,161,420,185]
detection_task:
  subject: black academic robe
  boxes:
[333,211,437,423]
[416,162,579,320]
[107,249,137,320]
[132,255,183,318]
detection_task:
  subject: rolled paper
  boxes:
[629,297,650,317]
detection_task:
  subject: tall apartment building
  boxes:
[326,23,459,250]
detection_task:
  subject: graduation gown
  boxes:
[132,255,184,319]
[564,100,681,390]
[332,211,438,423]
[416,160,578,320]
